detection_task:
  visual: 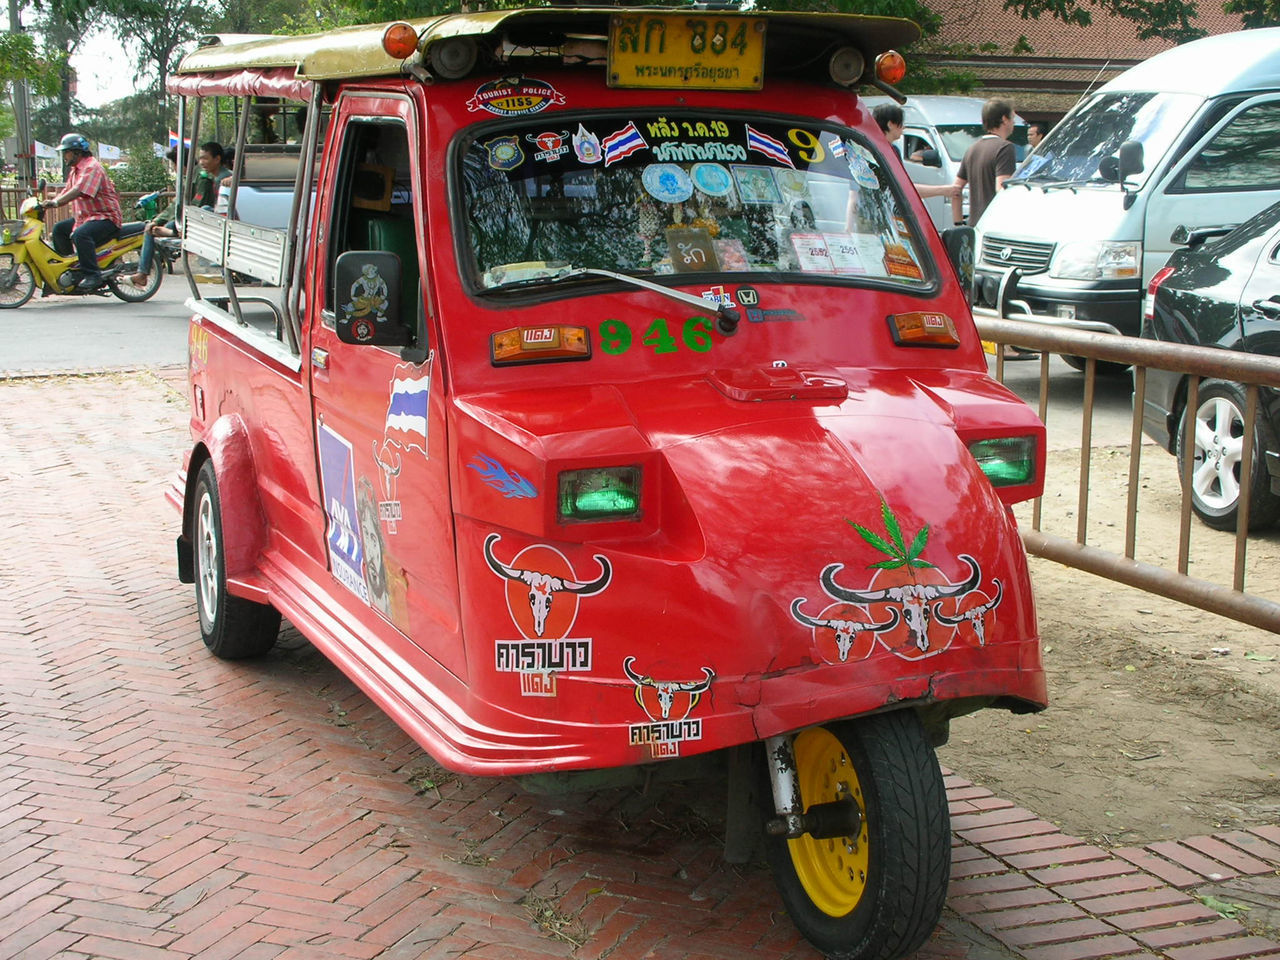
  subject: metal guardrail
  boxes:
[974,309,1280,634]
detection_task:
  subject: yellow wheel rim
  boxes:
[786,726,871,917]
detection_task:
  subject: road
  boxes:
[987,352,1139,451]
[0,269,193,374]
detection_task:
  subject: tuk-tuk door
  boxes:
[307,90,465,679]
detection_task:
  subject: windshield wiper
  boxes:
[490,264,741,334]
[1036,177,1112,192]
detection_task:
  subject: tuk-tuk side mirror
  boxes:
[940,226,974,291]
[334,250,412,347]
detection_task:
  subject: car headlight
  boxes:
[1049,241,1141,280]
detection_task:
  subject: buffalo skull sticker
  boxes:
[792,500,1004,662]
[623,656,715,760]
[483,534,611,698]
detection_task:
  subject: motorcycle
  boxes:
[0,194,162,309]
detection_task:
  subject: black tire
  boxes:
[764,711,950,960]
[1062,354,1130,377]
[107,248,162,302]
[0,255,36,308]
[1175,379,1280,531]
[192,461,280,658]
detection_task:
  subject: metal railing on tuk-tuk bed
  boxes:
[972,299,1280,636]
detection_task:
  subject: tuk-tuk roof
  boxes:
[175,7,921,83]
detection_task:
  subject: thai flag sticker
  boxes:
[383,362,431,457]
[827,137,847,159]
[602,121,648,167]
[745,124,795,168]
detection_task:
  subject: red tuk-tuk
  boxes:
[166,10,1046,957]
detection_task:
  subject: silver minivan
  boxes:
[972,28,1280,341]
[862,95,1028,234]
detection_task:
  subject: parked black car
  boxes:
[1141,200,1280,531]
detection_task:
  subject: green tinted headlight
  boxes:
[968,436,1036,487]
[558,466,642,521]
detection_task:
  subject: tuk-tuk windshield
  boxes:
[460,114,931,290]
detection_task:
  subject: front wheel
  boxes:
[192,461,280,658]
[764,711,950,960]
[0,254,36,308]
[1175,379,1280,531]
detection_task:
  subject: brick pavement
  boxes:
[0,367,1278,960]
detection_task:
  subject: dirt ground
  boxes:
[939,440,1280,846]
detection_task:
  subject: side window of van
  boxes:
[323,119,420,320]
[1176,101,1280,193]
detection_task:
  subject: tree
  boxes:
[1222,0,1280,25]
[1001,0,1206,43]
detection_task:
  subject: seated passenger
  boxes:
[132,141,229,288]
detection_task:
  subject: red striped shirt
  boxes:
[66,156,122,230]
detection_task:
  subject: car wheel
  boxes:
[193,461,281,658]
[764,711,950,960]
[0,255,36,308]
[1175,379,1280,531]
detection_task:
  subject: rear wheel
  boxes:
[0,255,36,308]
[1175,379,1280,531]
[764,711,950,960]
[108,248,162,302]
[193,461,280,658]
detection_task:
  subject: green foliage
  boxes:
[0,32,63,98]
[1001,0,1206,44]
[1222,0,1280,25]
[109,146,169,194]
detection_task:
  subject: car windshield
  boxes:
[460,113,932,291]
[1013,91,1202,188]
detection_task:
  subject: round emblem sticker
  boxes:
[691,163,733,198]
[847,155,879,189]
[774,169,808,196]
[642,164,694,204]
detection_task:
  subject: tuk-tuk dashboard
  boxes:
[457,110,937,298]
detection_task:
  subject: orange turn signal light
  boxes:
[491,325,591,365]
[383,22,419,59]
[889,311,960,347]
[875,50,907,85]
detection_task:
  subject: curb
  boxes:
[946,770,1280,960]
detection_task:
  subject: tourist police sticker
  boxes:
[467,77,566,116]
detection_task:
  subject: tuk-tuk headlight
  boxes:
[1049,240,1140,280]
[558,466,642,522]
[968,436,1036,487]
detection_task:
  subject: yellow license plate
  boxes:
[608,13,765,91]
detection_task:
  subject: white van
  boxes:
[862,95,1028,233]
[973,28,1280,339]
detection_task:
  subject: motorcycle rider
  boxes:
[41,133,123,292]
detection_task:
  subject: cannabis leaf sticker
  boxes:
[846,500,936,570]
